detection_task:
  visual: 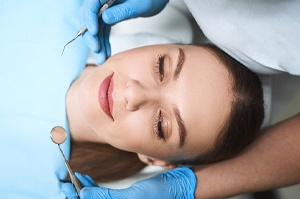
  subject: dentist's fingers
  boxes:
[81,0,107,35]
[75,172,99,187]
[102,0,169,24]
[93,23,111,64]
[102,0,141,24]
[62,182,79,199]
[82,31,100,52]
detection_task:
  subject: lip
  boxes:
[98,74,114,120]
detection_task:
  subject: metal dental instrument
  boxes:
[61,0,115,56]
[50,126,82,197]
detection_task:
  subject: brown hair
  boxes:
[69,141,147,182]
[171,44,265,165]
[69,44,264,181]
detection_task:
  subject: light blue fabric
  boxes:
[0,0,89,198]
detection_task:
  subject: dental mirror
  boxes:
[50,126,82,196]
[50,126,67,144]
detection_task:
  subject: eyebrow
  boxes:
[173,48,187,148]
[174,106,187,148]
[173,48,185,80]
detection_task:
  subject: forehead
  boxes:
[177,45,233,157]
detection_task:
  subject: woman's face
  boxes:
[69,44,233,163]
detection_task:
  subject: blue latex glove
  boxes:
[101,0,170,24]
[80,0,112,64]
[62,167,196,199]
[80,0,169,64]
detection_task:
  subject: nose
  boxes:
[124,79,158,111]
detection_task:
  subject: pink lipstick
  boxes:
[98,74,114,120]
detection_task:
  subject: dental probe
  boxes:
[61,0,115,56]
[50,126,82,197]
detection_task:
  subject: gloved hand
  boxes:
[62,167,196,199]
[101,0,170,24]
[80,0,112,64]
[80,0,169,64]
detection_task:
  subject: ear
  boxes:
[137,154,176,169]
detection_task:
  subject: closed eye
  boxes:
[154,110,165,140]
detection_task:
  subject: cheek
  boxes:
[107,113,153,152]
[116,56,153,80]
[78,74,104,129]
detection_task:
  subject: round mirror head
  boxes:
[50,126,67,144]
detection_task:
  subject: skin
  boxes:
[66,44,233,164]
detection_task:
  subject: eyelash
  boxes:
[155,54,166,82]
[154,110,165,140]
[154,54,166,140]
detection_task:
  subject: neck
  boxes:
[66,66,105,143]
